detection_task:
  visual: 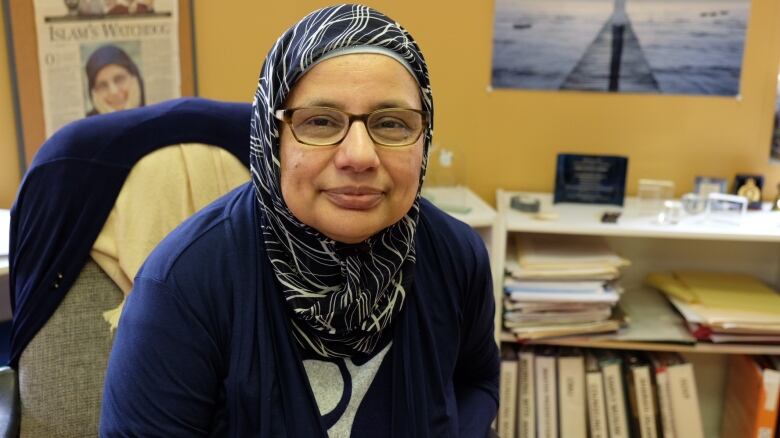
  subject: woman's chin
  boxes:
[322,226,374,244]
[317,217,386,244]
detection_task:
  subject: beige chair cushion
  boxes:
[90,143,250,330]
[91,143,250,296]
[18,260,122,438]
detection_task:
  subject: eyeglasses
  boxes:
[274,107,428,147]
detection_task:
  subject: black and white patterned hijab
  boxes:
[250,4,433,358]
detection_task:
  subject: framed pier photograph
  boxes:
[491,0,751,96]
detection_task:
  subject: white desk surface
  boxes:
[0,209,8,276]
[422,186,496,228]
[498,191,780,243]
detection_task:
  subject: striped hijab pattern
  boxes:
[250,4,434,358]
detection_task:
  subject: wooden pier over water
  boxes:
[560,18,659,93]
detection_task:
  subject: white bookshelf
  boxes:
[422,186,500,291]
[500,332,780,355]
[499,191,780,242]
[0,209,8,277]
[495,189,780,438]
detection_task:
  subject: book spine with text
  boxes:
[558,349,586,438]
[517,348,535,438]
[600,355,630,438]
[666,357,704,438]
[650,354,675,438]
[535,350,558,438]
[498,346,518,438]
[586,350,608,438]
[629,359,658,438]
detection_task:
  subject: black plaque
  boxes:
[554,154,628,206]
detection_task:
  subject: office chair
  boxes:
[1,98,252,437]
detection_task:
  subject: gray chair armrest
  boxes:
[0,367,19,438]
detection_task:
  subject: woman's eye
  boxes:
[113,73,128,86]
[304,116,338,127]
[373,118,408,130]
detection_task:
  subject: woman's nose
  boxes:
[333,121,380,172]
[107,80,120,95]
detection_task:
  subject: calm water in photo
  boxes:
[491,0,750,95]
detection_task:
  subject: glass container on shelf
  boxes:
[422,144,470,213]
[636,179,675,219]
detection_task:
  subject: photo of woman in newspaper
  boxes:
[78,0,155,16]
[84,44,145,116]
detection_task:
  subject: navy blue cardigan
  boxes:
[100,183,499,437]
[8,98,251,367]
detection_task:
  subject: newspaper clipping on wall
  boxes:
[33,0,181,137]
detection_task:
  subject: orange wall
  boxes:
[195,0,780,204]
[1,1,780,207]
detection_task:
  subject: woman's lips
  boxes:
[324,187,384,210]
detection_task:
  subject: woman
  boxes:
[100,4,499,436]
[85,45,145,116]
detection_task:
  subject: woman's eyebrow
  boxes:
[297,98,342,108]
[294,98,419,110]
[373,100,418,110]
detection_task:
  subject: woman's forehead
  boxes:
[285,54,421,110]
[96,64,130,77]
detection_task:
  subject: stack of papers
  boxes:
[506,233,628,280]
[505,234,630,340]
[646,271,780,343]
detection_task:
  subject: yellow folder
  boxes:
[645,271,780,315]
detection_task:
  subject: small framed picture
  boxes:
[706,193,748,225]
[694,176,727,198]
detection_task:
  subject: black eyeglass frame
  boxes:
[273,107,430,147]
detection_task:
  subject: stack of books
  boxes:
[645,271,780,343]
[498,345,706,438]
[504,234,629,341]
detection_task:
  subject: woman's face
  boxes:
[93,64,134,111]
[279,54,424,244]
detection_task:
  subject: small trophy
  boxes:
[734,174,763,210]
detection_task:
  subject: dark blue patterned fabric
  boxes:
[8,98,251,367]
[250,4,434,358]
[101,184,499,436]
